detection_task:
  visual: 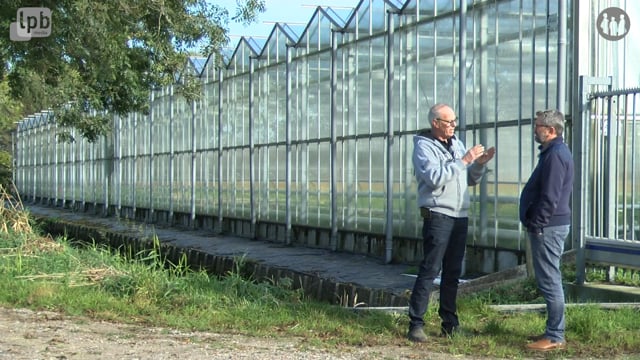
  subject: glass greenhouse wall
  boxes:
[13,0,640,274]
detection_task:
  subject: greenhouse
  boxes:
[13,0,640,276]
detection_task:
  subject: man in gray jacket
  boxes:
[408,103,495,342]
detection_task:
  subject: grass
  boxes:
[1,187,639,359]
[0,230,401,347]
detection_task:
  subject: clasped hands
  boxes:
[462,144,496,165]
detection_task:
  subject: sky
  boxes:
[226,0,359,40]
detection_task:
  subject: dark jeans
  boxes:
[408,212,468,331]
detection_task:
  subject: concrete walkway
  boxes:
[25,204,419,307]
[27,203,639,309]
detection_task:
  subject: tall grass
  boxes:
[0,223,399,346]
[1,186,639,358]
[0,184,32,234]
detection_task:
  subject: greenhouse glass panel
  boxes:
[290,142,310,225]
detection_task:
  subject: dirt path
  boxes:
[0,307,472,360]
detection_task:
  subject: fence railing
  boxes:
[575,77,640,282]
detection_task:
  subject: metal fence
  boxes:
[575,77,640,282]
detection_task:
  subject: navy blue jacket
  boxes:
[519,136,574,233]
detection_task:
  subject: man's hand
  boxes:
[476,146,496,165]
[462,144,486,165]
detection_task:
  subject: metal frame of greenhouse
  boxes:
[12,0,640,277]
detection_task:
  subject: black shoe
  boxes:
[407,327,428,342]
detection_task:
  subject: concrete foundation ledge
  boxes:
[31,215,409,308]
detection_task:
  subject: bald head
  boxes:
[428,104,452,123]
[428,103,457,141]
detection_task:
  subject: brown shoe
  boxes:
[527,334,546,341]
[526,338,566,351]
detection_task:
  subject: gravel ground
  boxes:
[0,307,479,360]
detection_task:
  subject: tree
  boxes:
[0,80,21,186]
[0,0,265,142]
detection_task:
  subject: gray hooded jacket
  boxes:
[412,129,487,218]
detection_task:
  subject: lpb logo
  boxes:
[596,7,630,41]
[9,7,52,41]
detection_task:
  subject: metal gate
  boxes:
[575,76,640,283]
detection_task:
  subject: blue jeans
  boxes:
[529,225,570,342]
[408,212,468,331]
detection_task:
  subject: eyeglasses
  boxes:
[437,118,457,126]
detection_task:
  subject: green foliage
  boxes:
[0,151,13,187]
[0,80,22,186]
[467,277,543,304]
[563,262,640,287]
[1,0,265,142]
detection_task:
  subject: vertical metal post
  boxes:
[169,85,175,223]
[575,76,588,284]
[217,69,224,233]
[80,115,85,210]
[285,45,293,245]
[557,0,567,112]
[53,116,59,206]
[191,97,197,227]
[32,116,37,202]
[132,113,137,217]
[575,76,612,284]
[149,90,155,222]
[46,119,56,204]
[39,115,45,205]
[604,95,616,238]
[458,0,467,143]
[249,57,256,239]
[103,122,109,216]
[458,1,468,273]
[61,122,67,207]
[116,115,122,217]
[385,11,395,263]
[330,30,338,251]
[91,128,96,209]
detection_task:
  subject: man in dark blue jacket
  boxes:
[519,109,574,352]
